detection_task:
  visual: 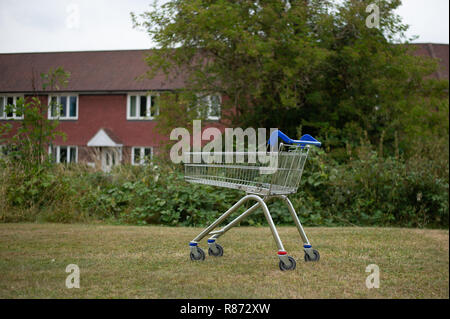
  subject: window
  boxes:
[132,147,153,165]
[208,94,221,120]
[48,95,78,120]
[197,94,221,120]
[0,144,11,156]
[127,93,159,120]
[49,146,78,163]
[0,95,24,120]
[0,144,21,159]
[105,151,115,166]
[0,144,9,159]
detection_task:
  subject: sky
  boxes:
[0,0,448,54]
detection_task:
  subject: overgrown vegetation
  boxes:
[1,138,447,228]
[132,0,449,159]
[0,1,448,228]
[0,67,70,169]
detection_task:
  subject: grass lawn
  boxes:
[0,223,448,299]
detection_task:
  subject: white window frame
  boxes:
[127,93,159,120]
[131,146,153,165]
[48,145,78,163]
[48,94,79,120]
[0,95,24,120]
[206,94,221,120]
[196,94,221,120]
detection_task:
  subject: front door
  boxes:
[101,148,117,172]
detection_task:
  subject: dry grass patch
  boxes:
[0,224,448,298]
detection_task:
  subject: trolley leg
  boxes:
[208,202,261,241]
[209,197,293,267]
[190,194,262,244]
[279,195,318,261]
[189,194,293,267]
[280,195,310,245]
[258,197,285,252]
[258,197,294,268]
[208,197,281,241]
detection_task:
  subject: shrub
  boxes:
[0,146,448,228]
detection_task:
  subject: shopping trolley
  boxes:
[184,130,321,271]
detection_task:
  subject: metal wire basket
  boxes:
[185,147,309,196]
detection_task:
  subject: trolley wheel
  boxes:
[279,256,296,271]
[190,247,205,261]
[208,244,224,257]
[304,249,320,262]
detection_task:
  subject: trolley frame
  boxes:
[185,130,321,270]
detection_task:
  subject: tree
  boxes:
[132,0,447,158]
[0,67,70,170]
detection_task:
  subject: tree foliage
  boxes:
[0,67,70,170]
[132,0,448,158]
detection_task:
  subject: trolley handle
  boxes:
[267,130,321,147]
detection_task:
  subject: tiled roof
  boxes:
[102,128,123,145]
[0,44,448,93]
[409,43,449,80]
[0,49,186,93]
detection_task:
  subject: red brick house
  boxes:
[0,49,223,171]
[410,43,449,80]
[0,43,448,171]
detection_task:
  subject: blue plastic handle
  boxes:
[267,130,321,147]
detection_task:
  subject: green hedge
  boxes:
[1,147,448,228]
